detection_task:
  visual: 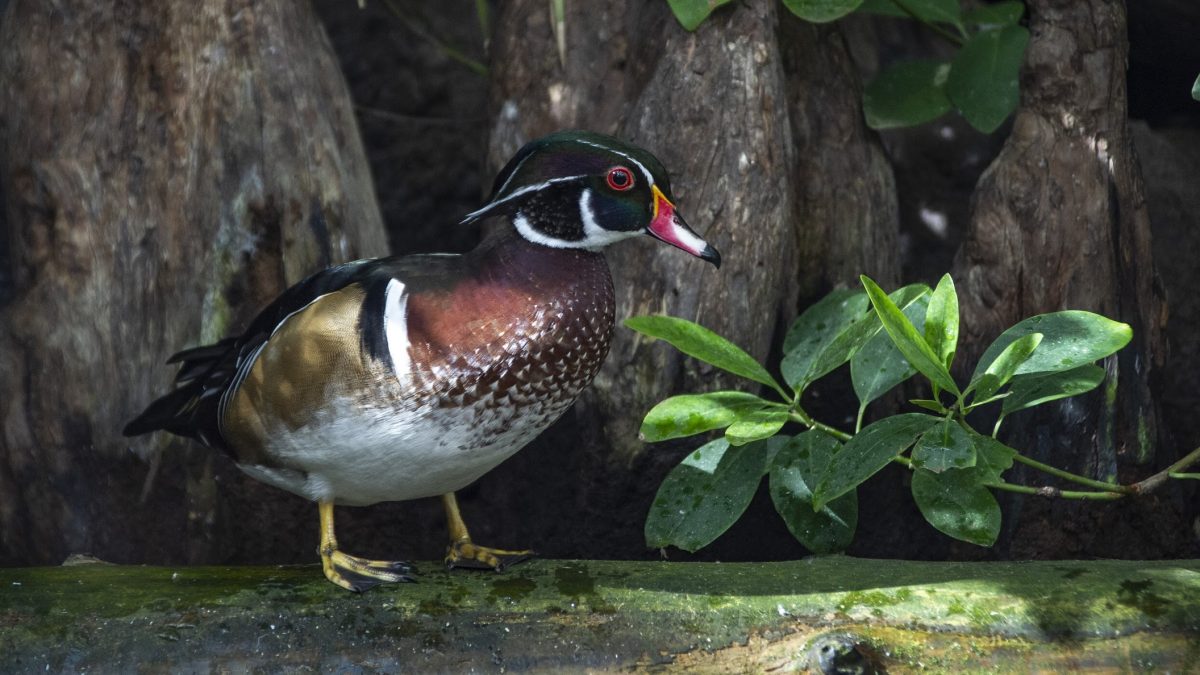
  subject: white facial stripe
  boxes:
[383,279,411,382]
[578,188,639,249]
[462,174,588,222]
[570,138,656,186]
[512,211,573,249]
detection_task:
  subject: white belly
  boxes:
[236,395,566,506]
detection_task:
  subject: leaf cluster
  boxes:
[667,0,1029,133]
[628,274,1131,553]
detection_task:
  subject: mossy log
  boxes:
[3,558,1198,672]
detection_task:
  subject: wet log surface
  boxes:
[3,558,1199,672]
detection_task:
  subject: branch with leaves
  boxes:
[627,275,1199,555]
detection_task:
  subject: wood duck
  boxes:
[124,131,720,591]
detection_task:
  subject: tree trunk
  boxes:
[0,0,387,566]
[950,0,1170,556]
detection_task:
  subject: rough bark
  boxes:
[950,1,1169,554]
[4,558,1199,671]
[0,0,388,566]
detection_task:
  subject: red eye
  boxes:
[606,167,634,191]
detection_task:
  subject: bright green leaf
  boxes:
[861,275,960,396]
[781,0,864,23]
[726,410,790,446]
[812,413,940,509]
[783,289,868,354]
[970,311,1131,383]
[1193,74,1200,102]
[912,466,1002,546]
[863,61,953,130]
[852,295,929,414]
[640,391,771,442]
[1001,363,1107,417]
[782,290,869,390]
[910,398,948,414]
[924,274,959,370]
[969,332,1043,403]
[797,285,932,393]
[785,286,931,394]
[645,438,769,552]
[946,25,1030,133]
[769,431,857,553]
[963,1,1024,28]
[625,315,781,392]
[912,419,976,473]
[970,432,1016,482]
[666,0,734,31]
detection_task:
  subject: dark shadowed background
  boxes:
[1,0,1197,567]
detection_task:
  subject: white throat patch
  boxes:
[578,188,639,249]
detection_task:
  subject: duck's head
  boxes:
[462,131,721,267]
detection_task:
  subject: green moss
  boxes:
[3,559,1200,671]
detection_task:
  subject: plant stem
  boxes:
[789,410,852,443]
[1169,472,1200,480]
[1128,445,1200,494]
[1010,453,1134,494]
[981,481,1125,501]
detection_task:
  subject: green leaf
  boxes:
[640,391,771,442]
[645,438,769,552]
[963,1,1024,28]
[863,61,953,130]
[970,433,1016,482]
[969,332,1043,403]
[856,0,908,16]
[812,413,940,509]
[924,274,959,370]
[783,289,868,354]
[896,0,961,25]
[946,25,1030,133]
[625,315,781,392]
[851,295,929,414]
[912,419,976,473]
[769,432,857,553]
[969,311,1132,383]
[666,0,734,31]
[912,466,1002,546]
[795,285,932,393]
[782,290,869,390]
[726,410,790,446]
[781,0,864,23]
[999,364,1106,420]
[1193,74,1200,102]
[857,0,960,25]
[861,276,960,396]
[910,398,948,414]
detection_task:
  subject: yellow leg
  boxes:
[318,501,413,592]
[442,492,534,571]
